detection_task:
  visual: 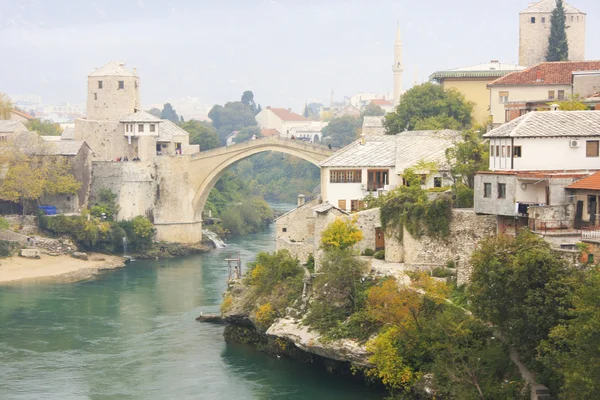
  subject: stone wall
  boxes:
[276,239,314,264]
[528,204,575,231]
[2,215,38,235]
[353,208,381,253]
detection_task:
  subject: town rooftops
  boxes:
[0,120,28,134]
[320,136,397,168]
[40,138,88,156]
[61,127,75,140]
[370,99,393,106]
[11,109,35,120]
[430,61,525,80]
[260,128,280,137]
[320,129,460,172]
[158,119,188,142]
[395,130,461,173]
[488,61,600,86]
[267,107,309,122]
[89,61,138,77]
[483,111,600,138]
[566,171,600,190]
[120,111,162,123]
[520,0,584,14]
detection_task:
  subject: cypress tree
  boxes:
[546,0,569,62]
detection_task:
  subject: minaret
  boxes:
[392,24,404,106]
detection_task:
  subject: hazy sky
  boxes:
[1,0,599,112]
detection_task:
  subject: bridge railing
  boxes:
[195,136,334,157]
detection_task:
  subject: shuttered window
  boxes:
[586,141,599,157]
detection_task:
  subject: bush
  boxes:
[320,216,363,250]
[247,250,302,296]
[304,253,315,272]
[0,217,9,230]
[221,295,233,313]
[90,188,120,221]
[373,250,385,260]
[0,240,14,257]
[431,267,455,278]
[362,248,375,256]
[255,303,277,329]
[453,183,474,208]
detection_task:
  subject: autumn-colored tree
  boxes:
[0,137,80,214]
[0,92,13,119]
[320,216,363,250]
[555,94,589,111]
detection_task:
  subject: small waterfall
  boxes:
[202,229,226,249]
[122,236,128,255]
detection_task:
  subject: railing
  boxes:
[528,218,572,234]
[582,228,600,240]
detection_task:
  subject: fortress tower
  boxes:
[392,25,404,106]
[519,0,586,67]
[86,61,140,121]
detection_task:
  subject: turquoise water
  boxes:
[0,221,384,399]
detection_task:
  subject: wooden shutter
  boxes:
[338,200,347,210]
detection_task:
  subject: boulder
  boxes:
[72,252,88,261]
[20,249,41,259]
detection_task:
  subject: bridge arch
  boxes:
[189,137,333,217]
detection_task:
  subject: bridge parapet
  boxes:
[192,137,333,160]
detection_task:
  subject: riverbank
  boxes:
[0,253,126,284]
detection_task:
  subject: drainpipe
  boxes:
[510,138,514,170]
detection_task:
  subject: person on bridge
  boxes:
[328,143,332,150]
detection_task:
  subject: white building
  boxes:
[255,106,310,138]
[320,130,460,212]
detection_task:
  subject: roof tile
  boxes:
[268,108,309,122]
[566,171,600,190]
[483,111,600,138]
[488,61,600,86]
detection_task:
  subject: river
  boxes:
[0,208,385,400]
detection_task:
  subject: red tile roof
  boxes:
[268,108,309,122]
[261,128,280,137]
[12,109,35,120]
[488,61,600,86]
[566,172,600,190]
[370,99,393,106]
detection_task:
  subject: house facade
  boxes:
[488,61,600,126]
[255,107,311,138]
[429,60,525,125]
[320,130,459,212]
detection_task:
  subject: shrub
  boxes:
[320,216,363,250]
[431,267,455,278]
[221,295,233,313]
[304,253,315,272]
[90,188,120,220]
[362,248,375,256]
[247,250,302,296]
[0,240,14,257]
[0,217,9,230]
[446,260,455,269]
[373,250,385,260]
[255,303,277,329]
[453,183,474,208]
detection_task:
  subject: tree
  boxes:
[362,102,385,117]
[233,126,261,144]
[445,127,489,189]
[0,136,80,214]
[147,107,161,118]
[303,102,309,118]
[25,119,63,136]
[555,94,589,111]
[321,115,361,147]
[320,216,363,250]
[160,103,180,123]
[179,120,220,150]
[0,92,13,119]
[546,0,569,62]
[384,83,473,134]
[468,230,577,360]
[208,100,257,141]
[241,90,258,114]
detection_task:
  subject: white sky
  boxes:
[1,0,598,112]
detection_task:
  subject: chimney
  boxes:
[536,70,544,82]
[595,104,600,111]
[132,67,137,75]
[297,194,306,207]
[119,61,125,67]
[360,133,366,145]
[550,103,559,111]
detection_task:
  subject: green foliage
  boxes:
[555,94,590,111]
[25,119,63,136]
[90,188,120,221]
[241,90,258,114]
[208,100,257,141]
[538,266,600,398]
[321,115,361,147]
[304,253,315,272]
[147,108,161,117]
[180,120,220,150]
[233,126,261,144]
[0,240,15,257]
[430,267,454,278]
[220,197,273,236]
[445,127,489,190]
[453,183,474,208]
[373,250,385,260]
[362,248,375,256]
[362,103,385,117]
[468,230,578,362]
[0,217,9,230]
[546,0,569,62]
[0,92,13,119]
[247,250,302,296]
[384,83,473,133]
[320,216,363,251]
[160,103,180,123]
[369,184,452,242]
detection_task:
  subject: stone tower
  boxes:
[86,61,140,121]
[519,0,586,67]
[392,25,404,106]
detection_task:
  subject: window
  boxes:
[0,136,6,142]
[282,227,287,233]
[126,124,129,133]
[501,146,506,157]
[496,145,500,157]
[586,140,599,157]
[138,124,144,132]
[484,183,492,198]
[505,110,511,122]
[367,169,389,191]
[150,124,156,132]
[499,91,509,103]
[350,200,365,212]
[558,90,565,100]
[98,80,103,89]
[338,200,347,210]
[490,144,494,156]
[434,177,442,188]
[530,17,536,23]
[548,90,555,100]
[541,17,546,23]
[118,81,124,89]
[330,170,362,183]
[507,146,511,157]
[94,93,97,100]
[498,183,506,199]
[571,15,574,21]
[514,146,522,158]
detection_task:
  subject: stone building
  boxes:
[519,0,586,67]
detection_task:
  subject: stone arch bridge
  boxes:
[153,137,334,243]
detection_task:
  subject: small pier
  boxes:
[226,252,242,281]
